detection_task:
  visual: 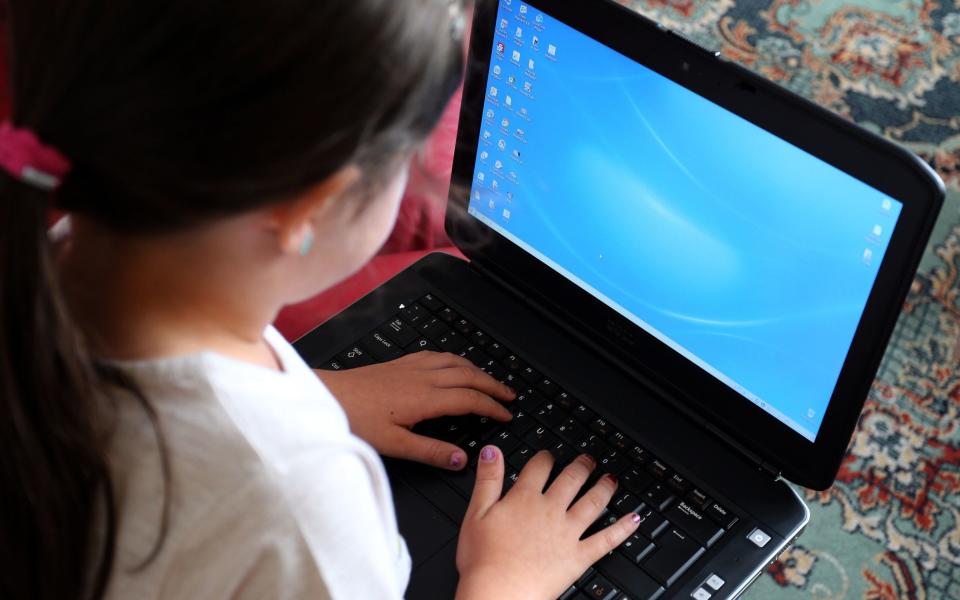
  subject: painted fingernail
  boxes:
[606,474,619,486]
[480,446,497,462]
[450,451,465,469]
[631,512,641,524]
[582,454,596,466]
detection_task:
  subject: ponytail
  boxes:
[0,174,117,599]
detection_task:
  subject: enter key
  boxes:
[665,500,725,548]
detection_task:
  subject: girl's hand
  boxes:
[315,351,515,470]
[455,447,641,600]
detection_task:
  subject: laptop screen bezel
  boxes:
[446,0,945,490]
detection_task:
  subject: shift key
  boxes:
[665,501,724,547]
[642,528,704,587]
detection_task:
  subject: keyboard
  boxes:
[320,292,740,600]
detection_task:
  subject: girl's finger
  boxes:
[510,450,554,495]
[579,512,642,565]
[567,473,618,527]
[404,350,476,371]
[544,454,596,505]
[426,388,513,421]
[382,427,468,471]
[431,365,516,401]
[465,445,504,521]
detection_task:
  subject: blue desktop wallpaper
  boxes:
[468,0,903,441]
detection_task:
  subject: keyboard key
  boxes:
[642,528,704,587]
[486,341,509,359]
[516,389,546,412]
[361,331,403,362]
[547,440,575,467]
[628,444,650,465]
[573,403,597,423]
[523,425,558,451]
[555,390,576,411]
[519,365,541,383]
[610,491,644,516]
[620,466,654,496]
[617,532,656,563]
[642,483,675,512]
[419,293,444,312]
[646,459,670,480]
[686,489,711,511]
[598,552,663,600]
[503,354,524,370]
[705,502,738,529]
[436,418,470,445]
[507,445,536,470]
[457,344,488,366]
[337,345,375,368]
[468,329,491,347]
[475,416,501,440]
[636,508,668,539]
[440,467,475,498]
[435,330,466,353]
[380,317,419,348]
[453,318,474,336]
[407,337,440,353]
[666,473,690,495]
[437,306,459,323]
[400,302,427,325]
[501,371,523,389]
[558,586,578,600]
[664,501,724,548]
[418,317,450,342]
[583,509,618,538]
[491,430,521,456]
[502,470,520,494]
[508,409,536,436]
[591,417,612,437]
[557,417,589,444]
[599,450,631,475]
[537,377,559,397]
[576,434,612,460]
[584,574,619,600]
[535,402,566,428]
[479,359,507,381]
[319,358,344,371]
[608,431,632,452]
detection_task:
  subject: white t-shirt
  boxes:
[102,326,411,599]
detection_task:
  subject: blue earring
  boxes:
[299,229,315,257]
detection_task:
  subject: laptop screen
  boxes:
[466,0,904,442]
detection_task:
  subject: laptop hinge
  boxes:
[468,259,784,483]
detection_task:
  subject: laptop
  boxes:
[293,0,944,598]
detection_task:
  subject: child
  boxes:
[0,1,641,599]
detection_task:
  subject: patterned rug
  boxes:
[614,1,960,597]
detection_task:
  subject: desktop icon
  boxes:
[483,130,492,140]
[477,172,485,182]
[502,208,511,220]
[528,58,535,70]
[493,65,502,76]
[547,44,557,57]
[507,75,516,85]
[535,14,544,24]
[488,199,495,210]
[494,159,503,170]
[474,190,480,201]
[863,248,873,264]
[807,408,815,419]
[496,42,505,55]
[505,95,513,107]
[515,26,523,39]
[882,198,892,212]
[519,107,528,118]
[480,151,489,161]
[506,191,514,201]
[500,18,508,30]
[872,224,883,237]
[512,149,522,160]
[501,117,510,128]
[489,86,498,97]
[491,179,499,190]
[523,81,533,93]
[512,50,521,63]
[519,5,528,15]
[532,35,540,48]
[498,139,507,151]
[515,128,525,138]
[486,109,494,120]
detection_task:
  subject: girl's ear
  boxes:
[269,165,361,256]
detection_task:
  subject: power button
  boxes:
[748,528,772,548]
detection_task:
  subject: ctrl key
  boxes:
[642,528,704,587]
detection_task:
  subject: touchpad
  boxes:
[390,476,458,568]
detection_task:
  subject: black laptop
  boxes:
[294,0,944,598]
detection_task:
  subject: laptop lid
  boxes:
[446,0,944,490]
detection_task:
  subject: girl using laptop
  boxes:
[0,1,640,598]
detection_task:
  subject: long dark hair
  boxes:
[0,1,464,598]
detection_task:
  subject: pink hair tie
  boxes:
[0,120,72,191]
